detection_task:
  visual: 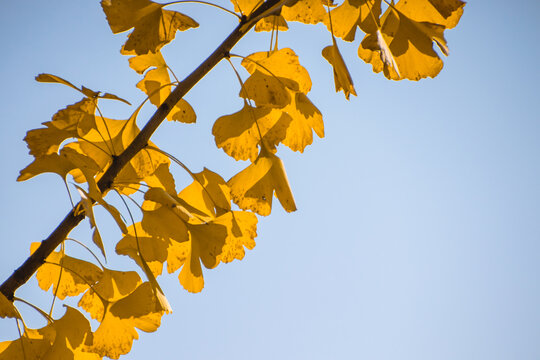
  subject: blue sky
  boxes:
[1,1,539,359]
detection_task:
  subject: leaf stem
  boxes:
[65,238,106,269]
[48,243,64,315]
[13,297,54,324]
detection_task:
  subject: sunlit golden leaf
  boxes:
[90,282,164,359]
[255,15,289,32]
[0,293,18,319]
[74,111,170,194]
[174,221,227,293]
[79,268,141,320]
[322,41,357,100]
[143,162,177,194]
[213,211,257,264]
[230,0,259,15]
[76,186,107,258]
[36,73,130,104]
[141,205,190,243]
[240,71,293,108]
[192,168,232,214]
[396,0,466,29]
[280,90,324,152]
[242,48,312,94]
[213,103,291,161]
[18,152,77,182]
[43,306,99,360]
[228,147,296,216]
[282,0,327,24]
[323,0,381,41]
[0,325,56,360]
[102,0,199,55]
[129,52,197,123]
[358,6,452,80]
[117,222,168,276]
[31,242,103,300]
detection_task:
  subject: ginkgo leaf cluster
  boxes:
[1,0,464,359]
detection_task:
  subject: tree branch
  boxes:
[0,0,289,300]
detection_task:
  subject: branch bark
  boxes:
[0,0,289,300]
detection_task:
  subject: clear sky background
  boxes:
[1,1,539,359]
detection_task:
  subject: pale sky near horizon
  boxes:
[1,1,539,359]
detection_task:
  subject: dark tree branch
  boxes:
[0,0,289,300]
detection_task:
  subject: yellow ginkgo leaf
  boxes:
[323,0,381,41]
[18,140,101,185]
[23,127,74,158]
[130,52,197,123]
[79,268,141,320]
[230,0,259,15]
[242,48,312,94]
[143,162,177,194]
[90,282,164,359]
[358,6,451,81]
[395,0,466,29]
[43,306,99,360]
[282,0,327,25]
[36,73,130,104]
[213,103,291,161]
[76,186,107,258]
[322,41,357,100]
[74,111,170,194]
[255,15,289,32]
[0,325,56,360]
[0,293,18,319]
[117,222,168,276]
[113,224,172,315]
[18,153,77,182]
[177,221,229,293]
[192,168,232,214]
[31,242,103,300]
[102,0,199,55]
[240,70,294,108]
[213,211,258,264]
[228,147,296,216]
[141,206,190,243]
[280,90,324,152]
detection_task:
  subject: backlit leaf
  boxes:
[242,48,312,94]
[395,0,466,29]
[213,103,291,161]
[255,15,289,32]
[322,40,357,100]
[240,70,294,108]
[43,306,99,360]
[31,242,103,300]
[90,282,164,359]
[322,0,381,41]
[102,0,199,55]
[358,6,452,80]
[280,90,324,152]
[79,268,141,320]
[230,0,259,15]
[0,325,56,360]
[213,211,257,264]
[282,0,327,24]
[117,222,168,276]
[36,73,130,104]
[76,186,107,258]
[0,293,18,319]
[129,52,196,123]
[228,147,296,216]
